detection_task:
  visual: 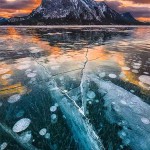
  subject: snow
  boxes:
[12,118,31,133]
[139,75,150,85]
[8,94,21,103]
[0,142,8,150]
[39,128,47,136]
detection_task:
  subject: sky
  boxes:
[0,0,150,22]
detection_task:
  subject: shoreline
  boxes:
[0,25,150,28]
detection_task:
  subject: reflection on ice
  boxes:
[0,26,149,150]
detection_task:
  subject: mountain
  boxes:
[1,0,142,25]
[121,12,139,24]
[0,17,7,23]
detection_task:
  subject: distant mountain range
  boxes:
[0,0,149,25]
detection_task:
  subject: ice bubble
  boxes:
[45,133,50,139]
[51,65,60,70]
[0,142,8,150]
[133,65,140,69]
[139,75,150,85]
[27,73,37,78]
[88,101,92,105]
[17,64,30,70]
[108,74,117,79]
[16,110,25,118]
[95,99,99,103]
[8,94,21,103]
[141,117,150,125]
[0,68,10,75]
[132,69,139,74]
[118,131,127,138]
[25,69,32,73]
[143,72,149,75]
[13,118,31,133]
[0,102,3,107]
[50,106,57,112]
[54,103,59,107]
[120,100,127,105]
[30,47,42,53]
[51,114,57,124]
[122,67,130,71]
[1,74,11,79]
[124,138,130,145]
[87,91,96,99]
[130,90,135,93]
[39,128,47,136]
[99,72,106,78]
[19,131,32,143]
[133,62,141,66]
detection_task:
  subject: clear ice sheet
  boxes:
[0,26,150,150]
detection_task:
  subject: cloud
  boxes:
[128,0,150,4]
[0,0,38,9]
[105,1,150,18]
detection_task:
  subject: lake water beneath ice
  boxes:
[0,26,150,150]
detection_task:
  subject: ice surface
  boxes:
[89,74,150,150]
[8,94,21,103]
[47,80,104,150]
[13,118,31,133]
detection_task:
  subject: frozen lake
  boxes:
[0,26,150,150]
